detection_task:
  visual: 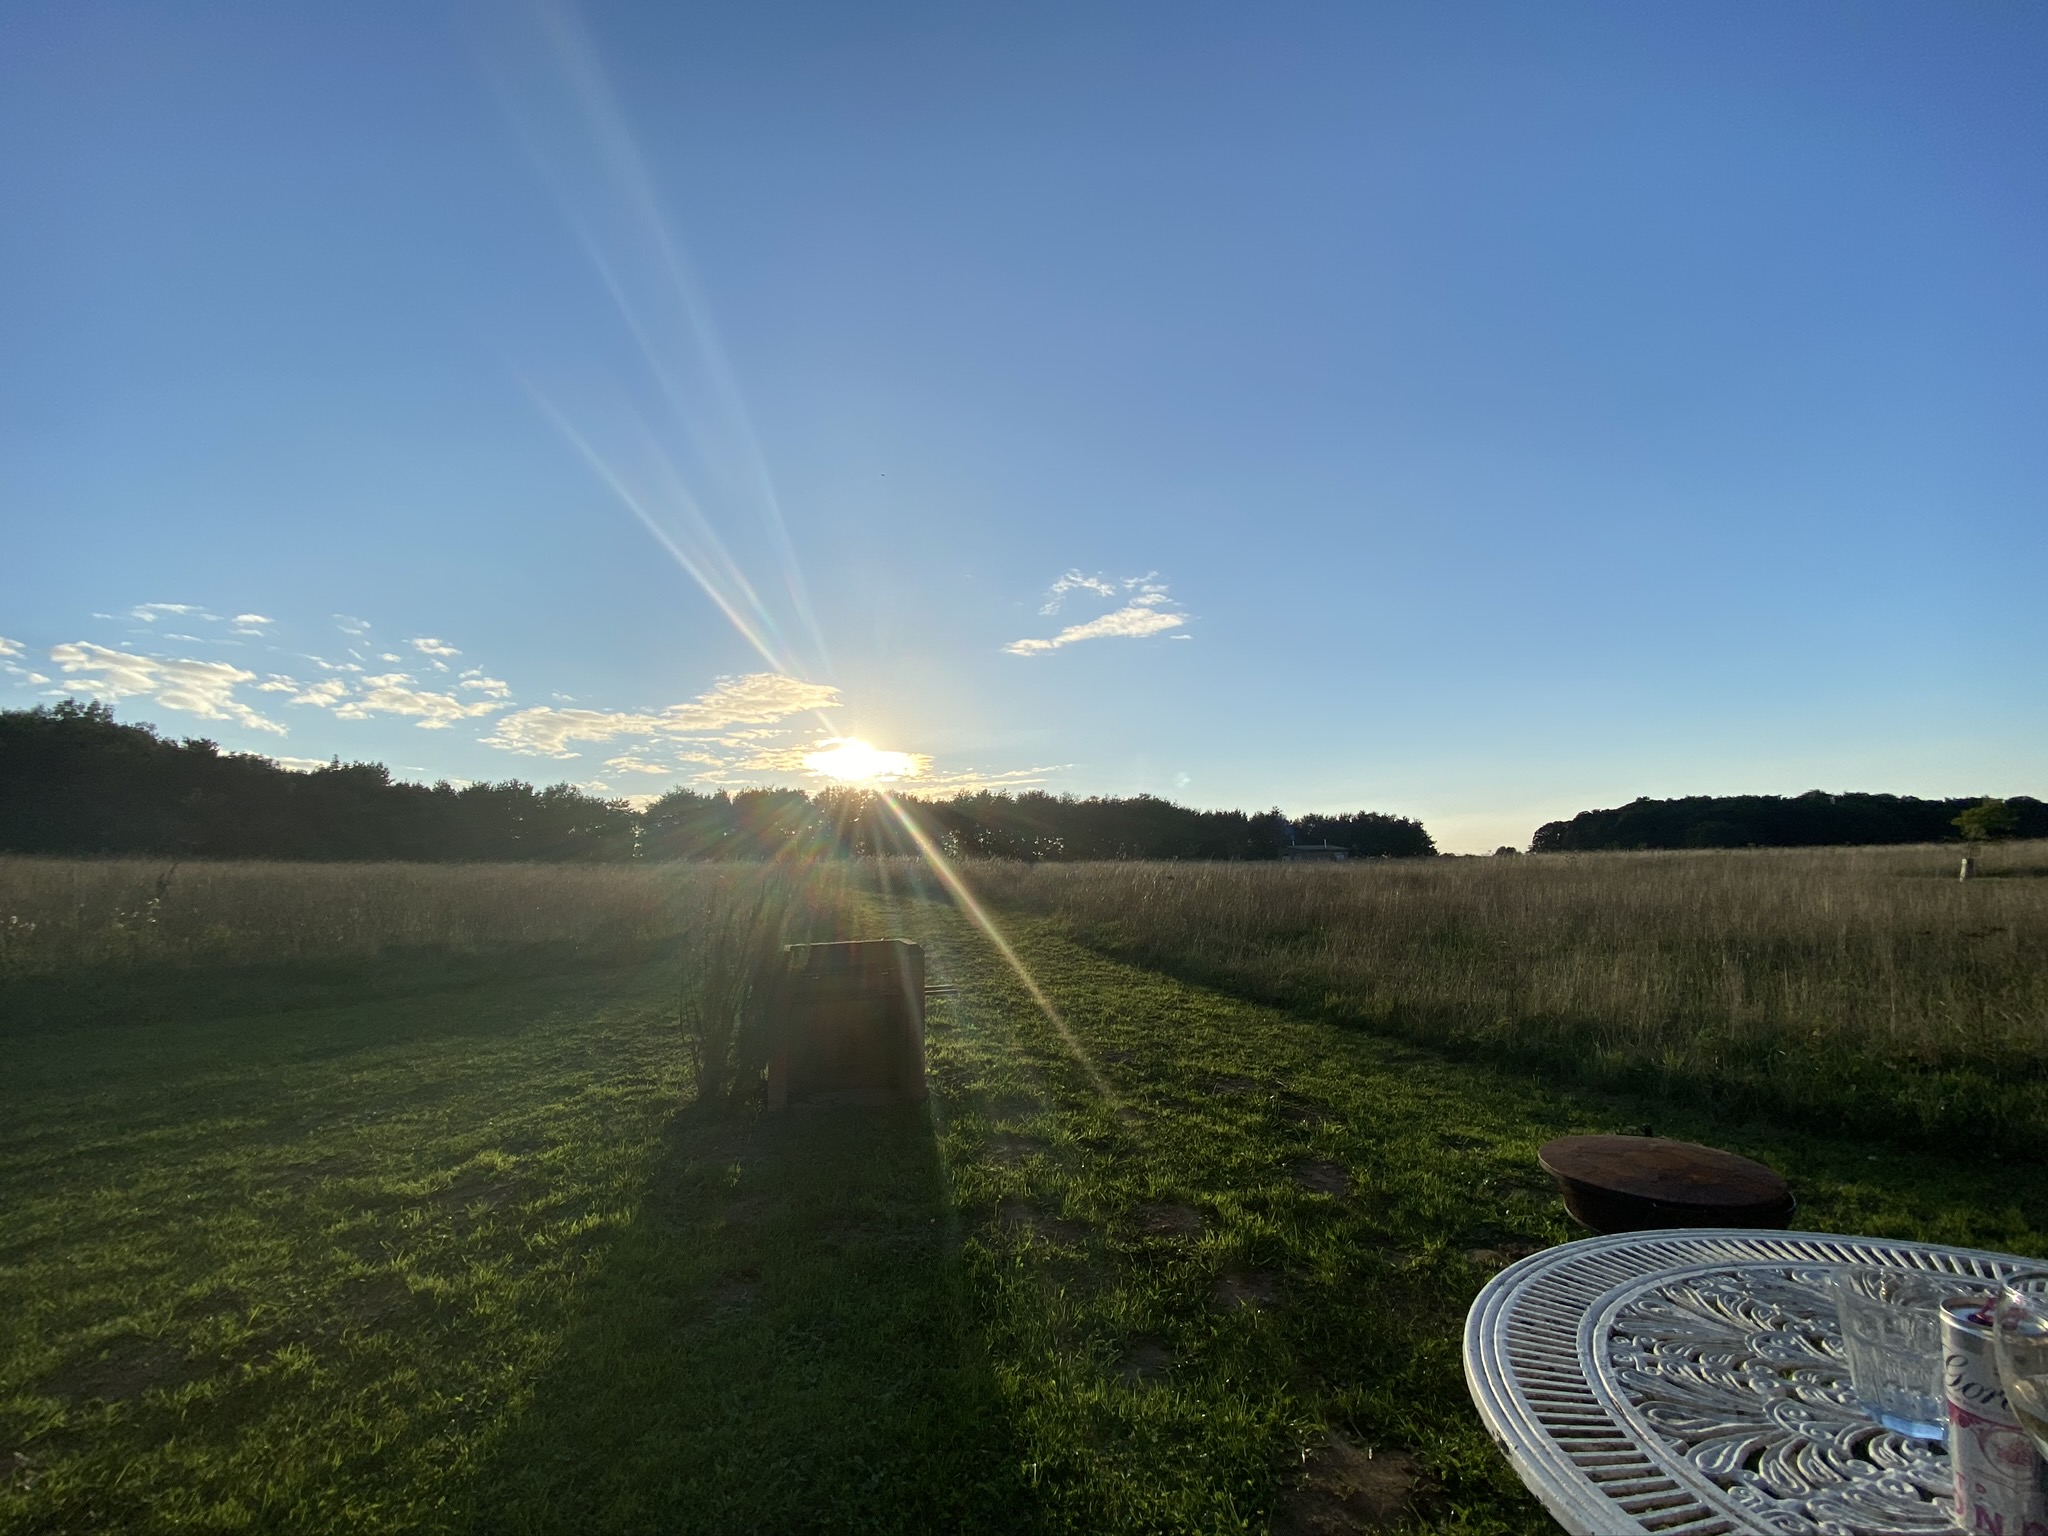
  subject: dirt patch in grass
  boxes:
[990,1093,1041,1123]
[1293,1160,1350,1196]
[1213,1268,1286,1311]
[994,1197,1089,1247]
[433,1168,530,1221]
[338,1273,415,1328]
[37,1338,202,1404]
[1114,1338,1174,1386]
[1277,1433,1420,1533]
[1132,1202,1205,1238]
[984,1132,1044,1166]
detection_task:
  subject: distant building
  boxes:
[1279,843,1348,862]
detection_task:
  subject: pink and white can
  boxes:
[1943,1296,2048,1536]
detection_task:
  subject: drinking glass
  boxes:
[1833,1265,1950,1439]
[1994,1271,2048,1458]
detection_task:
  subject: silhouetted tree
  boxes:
[1,701,1442,865]
[0,702,634,861]
[1532,791,2048,852]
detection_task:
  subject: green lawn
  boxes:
[4,896,2044,1533]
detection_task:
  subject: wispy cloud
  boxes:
[663,673,838,730]
[603,753,675,775]
[255,675,350,708]
[268,754,336,773]
[333,673,509,730]
[49,641,287,734]
[1039,570,1120,615]
[481,671,839,759]
[0,635,50,687]
[1005,572,1188,656]
[36,604,1052,802]
[130,602,209,624]
[118,605,276,641]
[900,765,1061,796]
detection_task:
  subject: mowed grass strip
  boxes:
[0,957,684,1533]
[2,882,2044,1533]
[0,949,1022,1535]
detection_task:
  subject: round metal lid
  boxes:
[1538,1134,1790,1210]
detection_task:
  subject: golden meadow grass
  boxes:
[0,856,866,974]
[967,841,2048,1154]
[0,854,874,1118]
[6,843,2042,1147]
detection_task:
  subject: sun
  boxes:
[802,737,925,785]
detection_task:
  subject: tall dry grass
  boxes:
[0,856,721,974]
[674,860,877,1106]
[0,855,879,1108]
[966,841,2048,1154]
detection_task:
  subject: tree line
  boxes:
[1531,790,2048,852]
[0,702,1435,862]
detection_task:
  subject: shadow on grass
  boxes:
[454,1100,1037,1536]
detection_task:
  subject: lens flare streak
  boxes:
[487,0,829,681]
[875,789,1118,1106]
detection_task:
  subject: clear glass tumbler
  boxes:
[1834,1264,1950,1440]
[1994,1271,2048,1458]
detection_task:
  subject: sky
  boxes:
[3,1,2043,852]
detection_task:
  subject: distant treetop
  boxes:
[1531,790,2046,852]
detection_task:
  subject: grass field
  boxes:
[0,858,731,975]
[971,841,2048,1156]
[2,851,2045,1533]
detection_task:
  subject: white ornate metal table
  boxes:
[1463,1229,2035,1535]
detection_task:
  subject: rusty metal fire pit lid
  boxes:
[1538,1134,1789,1210]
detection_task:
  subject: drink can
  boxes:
[1942,1296,2048,1536]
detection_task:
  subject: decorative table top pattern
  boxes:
[1464,1230,2034,1536]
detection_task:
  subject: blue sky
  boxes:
[4,1,2043,851]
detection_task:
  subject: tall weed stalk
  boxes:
[678,860,870,1108]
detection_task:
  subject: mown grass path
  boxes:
[2,898,2043,1533]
